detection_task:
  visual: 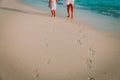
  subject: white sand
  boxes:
[0,0,120,80]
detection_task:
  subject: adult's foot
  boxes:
[67,15,70,18]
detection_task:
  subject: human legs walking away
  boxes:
[64,0,74,19]
[67,4,74,19]
[51,10,56,17]
[49,0,59,17]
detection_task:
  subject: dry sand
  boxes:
[0,0,120,80]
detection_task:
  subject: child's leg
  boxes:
[51,10,54,17]
[53,10,56,17]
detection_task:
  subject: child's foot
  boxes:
[51,15,54,17]
[51,15,56,18]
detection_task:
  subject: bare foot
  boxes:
[67,15,70,18]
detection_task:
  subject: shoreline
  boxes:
[0,0,120,80]
[19,0,120,33]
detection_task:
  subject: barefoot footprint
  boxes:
[46,43,48,47]
[86,58,93,69]
[44,43,49,53]
[77,39,82,45]
[89,48,95,56]
[88,77,95,80]
[78,30,82,33]
[45,58,51,64]
[32,68,39,78]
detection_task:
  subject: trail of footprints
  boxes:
[77,29,96,80]
[77,29,88,46]
[32,42,51,79]
[32,28,96,79]
[44,42,51,65]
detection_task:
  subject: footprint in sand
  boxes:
[32,68,39,78]
[89,48,95,56]
[77,39,82,45]
[44,43,48,53]
[44,42,51,64]
[78,30,82,33]
[103,72,107,75]
[78,30,86,38]
[82,35,86,38]
[86,58,93,69]
[45,58,51,64]
[46,43,48,47]
[44,48,48,54]
[88,77,95,80]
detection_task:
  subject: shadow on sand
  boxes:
[0,7,49,17]
[0,76,2,80]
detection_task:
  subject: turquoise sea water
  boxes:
[19,0,120,32]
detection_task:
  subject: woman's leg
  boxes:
[67,4,70,17]
[71,4,74,19]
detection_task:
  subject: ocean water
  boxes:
[76,0,120,18]
[19,0,120,32]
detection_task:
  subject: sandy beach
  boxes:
[0,0,120,80]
